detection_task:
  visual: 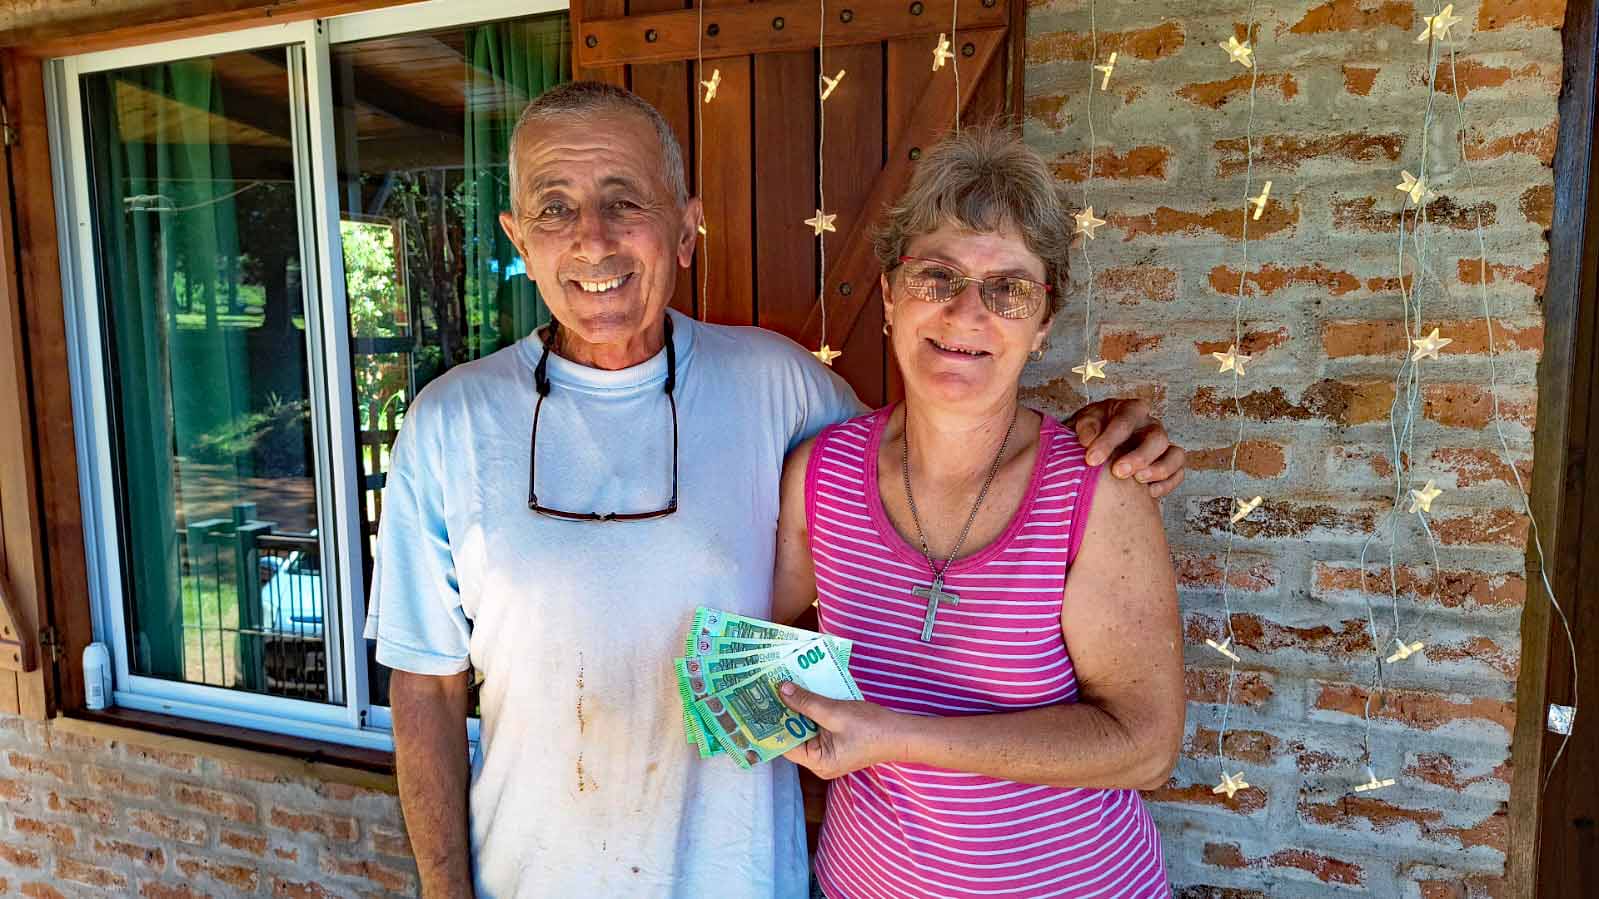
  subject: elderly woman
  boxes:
[772,128,1182,898]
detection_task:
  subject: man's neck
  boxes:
[547,317,669,371]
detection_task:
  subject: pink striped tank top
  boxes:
[805,406,1170,899]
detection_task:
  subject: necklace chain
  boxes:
[901,407,1020,582]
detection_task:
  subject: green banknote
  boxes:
[693,638,862,768]
[675,646,798,757]
[684,607,842,656]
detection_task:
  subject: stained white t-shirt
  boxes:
[364,309,863,898]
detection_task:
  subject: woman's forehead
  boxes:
[904,223,1043,272]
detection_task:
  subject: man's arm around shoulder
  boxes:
[392,669,475,899]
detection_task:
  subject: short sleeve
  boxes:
[362,402,473,676]
[788,356,868,453]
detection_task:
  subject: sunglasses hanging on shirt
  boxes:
[528,316,680,522]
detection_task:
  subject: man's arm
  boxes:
[1068,397,1188,498]
[392,669,474,899]
[771,438,820,625]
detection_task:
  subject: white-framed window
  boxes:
[46,0,569,749]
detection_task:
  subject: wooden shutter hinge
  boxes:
[37,626,59,664]
[1,102,15,147]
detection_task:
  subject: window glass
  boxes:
[82,48,340,703]
[329,13,571,707]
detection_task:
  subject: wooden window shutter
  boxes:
[569,0,1025,408]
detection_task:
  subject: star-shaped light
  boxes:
[1212,345,1252,376]
[697,221,707,236]
[1213,771,1249,799]
[701,69,722,103]
[1206,637,1242,663]
[932,33,955,71]
[1249,180,1272,220]
[1073,206,1107,239]
[1386,639,1425,664]
[1396,170,1428,205]
[1071,358,1107,384]
[1410,327,1452,361]
[1230,495,1263,524]
[1094,52,1118,90]
[1408,479,1443,514]
[1417,4,1462,42]
[820,69,846,101]
[1221,35,1254,68]
[1354,767,1396,793]
[804,210,838,236]
[813,345,842,366]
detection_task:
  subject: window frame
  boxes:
[46,0,563,750]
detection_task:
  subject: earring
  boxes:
[883,322,892,337]
[1029,343,1048,362]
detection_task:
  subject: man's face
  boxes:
[499,110,699,356]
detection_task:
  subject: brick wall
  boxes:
[1022,0,1561,896]
[0,715,417,897]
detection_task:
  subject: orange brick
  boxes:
[1342,64,1380,96]
[1146,779,1267,813]
[1333,195,1497,233]
[1195,327,1290,358]
[218,829,268,857]
[1027,22,1185,64]
[55,858,127,891]
[0,777,31,804]
[1321,319,1542,358]
[1457,258,1548,293]
[1265,848,1363,885]
[1096,266,1177,304]
[1477,0,1566,30]
[1203,842,1248,869]
[1434,508,1530,549]
[1099,330,1163,362]
[369,825,411,858]
[1215,132,1401,177]
[1187,441,1287,479]
[1289,0,1413,33]
[1313,682,1515,734]
[1186,727,1281,764]
[1174,553,1280,593]
[19,883,67,899]
[320,854,417,894]
[1187,497,1378,541]
[173,783,258,825]
[5,753,68,784]
[1417,59,1559,98]
[1186,668,1274,706]
[1189,612,1373,659]
[129,810,208,846]
[0,842,43,869]
[268,807,358,843]
[1431,447,1533,488]
[1025,94,1070,131]
[139,883,213,899]
[91,838,165,870]
[1191,381,1394,426]
[84,765,160,800]
[1423,383,1536,430]
[46,792,116,826]
[12,816,74,849]
[1178,72,1298,109]
[176,857,260,893]
[1050,146,1170,182]
[1210,263,1362,297]
[1520,184,1553,227]
[271,879,338,899]
[1313,562,1527,610]
[1111,202,1297,242]
[1467,121,1558,164]
[123,744,200,775]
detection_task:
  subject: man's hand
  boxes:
[778,682,903,781]
[1068,398,1186,498]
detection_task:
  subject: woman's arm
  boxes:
[771,437,820,626]
[780,466,1184,790]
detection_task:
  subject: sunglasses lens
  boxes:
[982,278,1046,319]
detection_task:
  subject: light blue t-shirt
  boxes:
[364,309,863,898]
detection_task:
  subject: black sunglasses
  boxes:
[527,317,679,522]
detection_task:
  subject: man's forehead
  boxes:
[516,112,664,183]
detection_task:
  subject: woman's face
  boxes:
[883,222,1053,414]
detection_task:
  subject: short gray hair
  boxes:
[507,81,689,209]
[873,127,1073,318]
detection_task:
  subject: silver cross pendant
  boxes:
[912,577,960,642]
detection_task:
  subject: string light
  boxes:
[694,1,711,320]
[1070,0,1114,386]
[1212,0,1274,803]
[811,0,840,366]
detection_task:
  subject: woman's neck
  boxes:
[899,394,1024,484]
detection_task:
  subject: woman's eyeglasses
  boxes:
[527,317,679,522]
[895,255,1051,320]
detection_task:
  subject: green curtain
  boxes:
[87,60,249,680]
[463,14,571,358]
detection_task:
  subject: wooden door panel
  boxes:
[752,50,818,339]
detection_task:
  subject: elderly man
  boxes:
[365,81,1186,899]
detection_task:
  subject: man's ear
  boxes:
[498,211,531,275]
[678,198,704,269]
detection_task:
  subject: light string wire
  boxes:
[818,0,830,348]
[1215,0,1264,784]
[1355,0,1451,779]
[696,0,709,321]
[952,0,961,132]
[1436,9,1579,791]
[1076,1,1101,375]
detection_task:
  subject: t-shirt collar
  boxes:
[519,308,695,392]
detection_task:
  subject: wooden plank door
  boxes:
[569,0,1024,408]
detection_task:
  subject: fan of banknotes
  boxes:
[677,607,862,768]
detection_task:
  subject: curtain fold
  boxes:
[463,15,572,359]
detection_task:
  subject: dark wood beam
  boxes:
[577,0,1008,69]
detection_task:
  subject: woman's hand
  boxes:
[1067,398,1187,498]
[778,682,903,780]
